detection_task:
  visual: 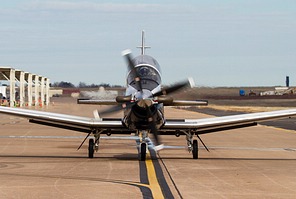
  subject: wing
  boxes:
[77,99,118,105]
[0,106,126,134]
[164,100,208,106]
[77,98,209,106]
[161,109,296,134]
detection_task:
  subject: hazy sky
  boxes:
[0,0,295,87]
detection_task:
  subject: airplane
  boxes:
[1,31,296,161]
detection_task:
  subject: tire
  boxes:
[192,139,198,159]
[88,139,94,158]
[140,143,146,161]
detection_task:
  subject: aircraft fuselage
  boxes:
[123,54,165,131]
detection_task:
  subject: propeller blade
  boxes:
[116,95,132,103]
[146,103,162,147]
[154,96,174,105]
[97,103,133,116]
[149,121,161,146]
[122,49,142,92]
[153,77,195,97]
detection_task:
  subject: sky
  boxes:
[0,0,296,87]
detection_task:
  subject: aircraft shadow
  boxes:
[159,156,296,161]
[0,153,140,161]
[0,155,87,159]
[2,154,295,161]
[1,171,147,190]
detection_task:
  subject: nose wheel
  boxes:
[138,130,148,161]
[140,143,147,161]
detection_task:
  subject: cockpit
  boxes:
[127,55,161,91]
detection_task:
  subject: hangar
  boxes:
[0,66,50,107]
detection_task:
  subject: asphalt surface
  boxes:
[1,99,296,198]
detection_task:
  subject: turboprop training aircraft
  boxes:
[1,31,296,161]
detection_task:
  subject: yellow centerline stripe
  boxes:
[145,151,165,199]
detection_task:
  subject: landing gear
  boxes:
[184,131,199,159]
[140,143,147,161]
[138,130,148,161]
[88,138,94,158]
[88,130,102,158]
[94,132,100,152]
[78,129,103,158]
[183,130,209,159]
[192,139,198,159]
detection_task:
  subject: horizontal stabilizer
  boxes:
[77,99,118,105]
[164,100,208,106]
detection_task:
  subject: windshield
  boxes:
[128,66,161,83]
[127,66,161,90]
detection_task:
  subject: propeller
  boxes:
[152,77,194,97]
[122,49,143,93]
[96,103,130,116]
[97,49,194,150]
[146,102,161,146]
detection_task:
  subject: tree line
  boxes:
[51,81,123,88]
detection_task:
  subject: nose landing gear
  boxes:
[140,142,147,161]
[138,130,148,161]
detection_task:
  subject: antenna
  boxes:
[137,30,150,55]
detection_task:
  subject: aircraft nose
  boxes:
[137,99,153,108]
[134,89,153,100]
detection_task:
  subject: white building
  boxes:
[0,66,50,107]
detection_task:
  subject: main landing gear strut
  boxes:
[184,131,198,159]
[83,129,148,160]
[183,131,209,159]
[86,130,101,158]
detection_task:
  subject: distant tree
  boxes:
[52,81,75,88]
[78,82,87,88]
[51,82,59,87]
[90,83,98,88]
[60,81,75,88]
[111,84,124,88]
[99,83,111,88]
[51,81,123,88]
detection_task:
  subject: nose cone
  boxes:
[134,89,153,100]
[137,99,153,108]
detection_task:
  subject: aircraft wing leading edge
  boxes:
[1,106,296,135]
[77,99,208,106]
[77,99,118,105]
[0,106,125,133]
[162,108,296,134]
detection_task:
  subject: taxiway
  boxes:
[1,98,296,198]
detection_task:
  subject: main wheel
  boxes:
[192,139,198,159]
[88,138,94,158]
[140,143,147,161]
